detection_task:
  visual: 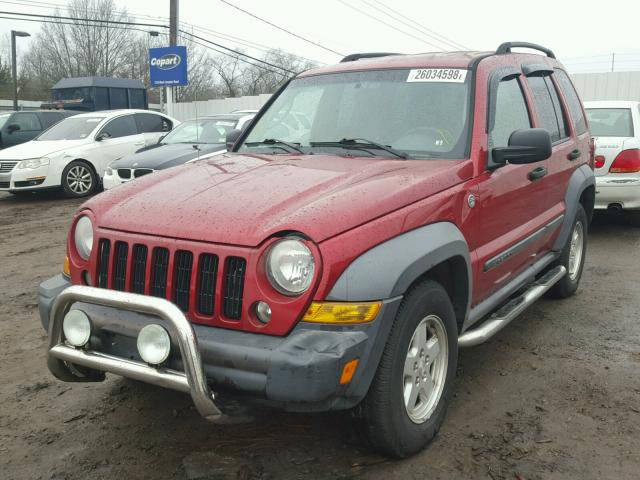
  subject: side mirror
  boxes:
[491,128,552,168]
[226,129,242,151]
[7,123,20,133]
[96,131,111,141]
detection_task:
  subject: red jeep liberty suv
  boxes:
[39,42,595,457]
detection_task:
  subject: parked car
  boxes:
[39,42,594,458]
[103,112,255,190]
[584,101,640,225]
[0,109,178,197]
[0,110,78,149]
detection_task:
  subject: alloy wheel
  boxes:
[402,314,448,424]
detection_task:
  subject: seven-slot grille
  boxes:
[96,239,246,320]
[0,161,18,173]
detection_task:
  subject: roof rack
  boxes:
[340,52,401,63]
[496,42,556,59]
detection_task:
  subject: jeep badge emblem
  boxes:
[467,194,476,208]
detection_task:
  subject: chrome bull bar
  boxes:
[47,285,223,422]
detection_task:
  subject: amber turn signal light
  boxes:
[340,359,359,385]
[63,256,70,277]
[302,301,381,324]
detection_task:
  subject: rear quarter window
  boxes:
[585,108,634,137]
[527,75,569,143]
[555,70,588,135]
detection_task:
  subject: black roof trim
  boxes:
[340,52,402,63]
[496,42,556,59]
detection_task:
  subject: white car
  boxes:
[585,101,640,224]
[0,109,179,197]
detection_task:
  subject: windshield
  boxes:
[161,118,237,145]
[0,113,11,130]
[239,68,471,159]
[37,116,105,141]
[586,108,634,137]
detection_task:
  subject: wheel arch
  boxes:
[553,164,596,251]
[326,222,472,331]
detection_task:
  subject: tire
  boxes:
[61,160,97,198]
[356,279,458,458]
[548,204,588,299]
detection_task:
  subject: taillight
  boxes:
[594,155,605,169]
[609,149,640,173]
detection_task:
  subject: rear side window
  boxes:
[11,113,42,131]
[490,77,531,148]
[555,70,587,135]
[585,108,634,137]
[528,75,569,143]
[101,115,138,138]
[135,113,164,133]
[39,113,63,128]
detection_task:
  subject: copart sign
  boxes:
[149,46,188,87]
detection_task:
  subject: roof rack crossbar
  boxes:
[340,52,401,63]
[496,42,556,59]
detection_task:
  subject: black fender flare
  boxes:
[327,221,472,322]
[553,164,595,251]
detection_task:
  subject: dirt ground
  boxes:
[1,190,639,480]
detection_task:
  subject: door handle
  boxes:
[528,166,547,181]
[568,149,581,161]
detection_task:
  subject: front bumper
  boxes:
[594,175,640,210]
[0,163,54,191]
[39,276,400,415]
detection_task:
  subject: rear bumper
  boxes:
[594,175,640,210]
[39,276,400,413]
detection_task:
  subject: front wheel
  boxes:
[357,280,458,458]
[548,204,588,298]
[62,161,97,198]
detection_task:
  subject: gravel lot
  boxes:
[1,191,639,480]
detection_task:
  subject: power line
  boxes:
[187,37,291,77]
[0,14,160,34]
[217,0,343,56]
[0,0,323,65]
[365,0,469,50]
[179,29,296,74]
[0,9,168,28]
[0,10,297,74]
[336,0,444,51]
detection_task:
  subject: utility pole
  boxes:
[611,52,615,73]
[11,30,30,111]
[166,0,179,116]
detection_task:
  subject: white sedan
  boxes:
[585,101,640,225]
[0,109,179,197]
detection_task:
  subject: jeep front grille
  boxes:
[96,239,247,322]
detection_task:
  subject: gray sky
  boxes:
[2,0,640,73]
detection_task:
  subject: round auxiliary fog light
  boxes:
[137,324,171,365]
[255,301,272,324]
[63,310,91,347]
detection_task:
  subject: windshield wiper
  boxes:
[310,138,408,159]
[245,138,304,153]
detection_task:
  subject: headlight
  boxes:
[266,239,315,295]
[74,215,93,260]
[17,157,50,169]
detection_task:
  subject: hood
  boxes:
[0,139,86,160]
[112,143,225,170]
[85,153,471,247]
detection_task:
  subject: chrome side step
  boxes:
[458,265,566,348]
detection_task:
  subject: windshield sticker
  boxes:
[85,118,103,122]
[407,68,467,83]
[215,121,236,127]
